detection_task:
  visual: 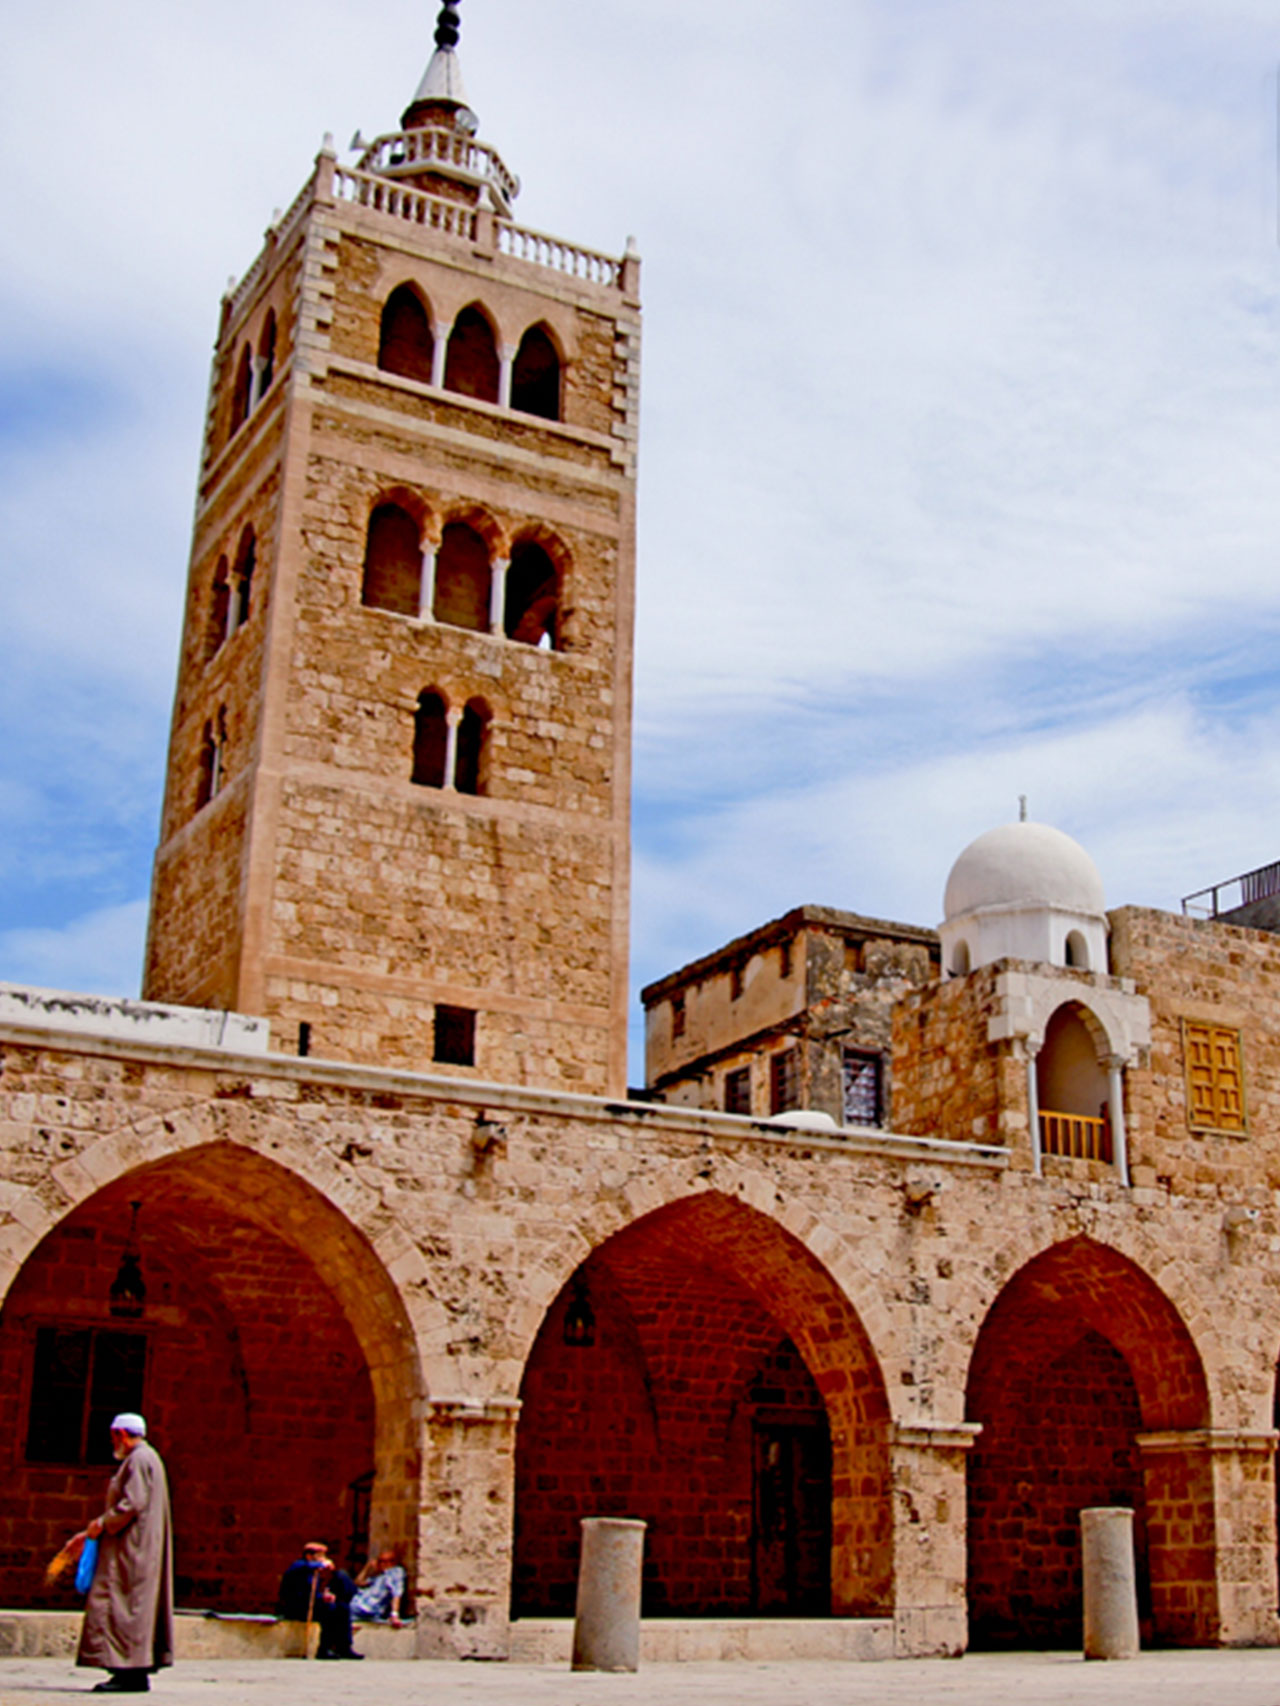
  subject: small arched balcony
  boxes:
[510,324,561,421]
[443,305,500,404]
[378,285,435,385]
[1035,1002,1114,1166]
[504,539,559,649]
[432,521,491,632]
[362,503,423,618]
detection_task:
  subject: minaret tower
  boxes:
[144,3,641,1096]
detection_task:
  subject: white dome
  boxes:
[944,822,1105,923]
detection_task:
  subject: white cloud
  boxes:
[0,901,148,999]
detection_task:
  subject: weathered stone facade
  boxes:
[144,97,639,1097]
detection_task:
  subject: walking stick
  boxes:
[305,1567,319,1660]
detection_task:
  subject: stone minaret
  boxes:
[144,2,641,1095]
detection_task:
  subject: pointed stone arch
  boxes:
[512,1185,893,1619]
[0,1116,443,1586]
[965,1235,1215,1648]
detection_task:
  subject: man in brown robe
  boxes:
[76,1413,175,1694]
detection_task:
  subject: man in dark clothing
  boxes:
[276,1542,361,1659]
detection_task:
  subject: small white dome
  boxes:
[944,822,1105,922]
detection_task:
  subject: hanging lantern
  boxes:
[562,1276,595,1349]
[109,1202,147,1319]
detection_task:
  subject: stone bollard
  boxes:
[1081,1506,1139,1659]
[571,1517,647,1672]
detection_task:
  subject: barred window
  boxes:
[724,1066,751,1116]
[770,1049,799,1116]
[1183,1021,1245,1133]
[842,1048,883,1128]
[26,1327,146,1466]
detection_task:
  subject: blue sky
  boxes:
[2,0,1279,1076]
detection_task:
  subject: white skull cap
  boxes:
[110,1413,147,1437]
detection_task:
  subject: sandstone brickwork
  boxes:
[144,127,639,1096]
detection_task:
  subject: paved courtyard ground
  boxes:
[4,1652,1280,1706]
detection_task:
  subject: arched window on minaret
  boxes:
[378,285,435,384]
[230,343,253,435]
[230,527,256,630]
[433,521,490,631]
[504,539,559,649]
[455,698,490,796]
[444,305,500,403]
[412,691,449,788]
[206,556,231,662]
[511,324,561,421]
[361,503,423,617]
[257,313,277,400]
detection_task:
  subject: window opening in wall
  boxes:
[670,992,686,1040]
[361,503,422,617]
[206,557,230,661]
[770,1049,799,1116]
[195,710,227,813]
[443,305,500,403]
[433,522,490,631]
[1064,930,1089,970]
[231,528,255,630]
[510,324,561,420]
[725,1065,751,1116]
[297,1021,311,1058]
[730,961,744,1001]
[230,342,253,434]
[779,940,793,979]
[455,699,489,796]
[842,1049,883,1127]
[378,285,435,385]
[26,1326,146,1466]
[412,691,448,788]
[950,940,970,976]
[434,1004,476,1067]
[1184,1021,1245,1133]
[504,541,559,648]
[257,312,277,399]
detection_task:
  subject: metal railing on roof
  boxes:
[1182,859,1280,919]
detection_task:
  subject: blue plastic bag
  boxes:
[75,1537,99,1595]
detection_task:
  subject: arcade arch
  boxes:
[965,1238,1213,1649]
[513,1190,890,1621]
[0,1143,424,1614]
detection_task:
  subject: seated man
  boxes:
[276,1541,362,1659]
[351,1549,407,1626]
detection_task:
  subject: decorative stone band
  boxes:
[426,1397,522,1425]
[1135,1429,1279,1456]
[892,1421,984,1452]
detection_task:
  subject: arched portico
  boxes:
[965,1237,1214,1648]
[0,1141,425,1613]
[512,1189,891,1622]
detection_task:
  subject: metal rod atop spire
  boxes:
[435,0,462,51]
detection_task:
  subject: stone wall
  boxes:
[1,1009,1278,1653]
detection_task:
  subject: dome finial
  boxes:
[434,0,462,52]
[1018,794,1028,823]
